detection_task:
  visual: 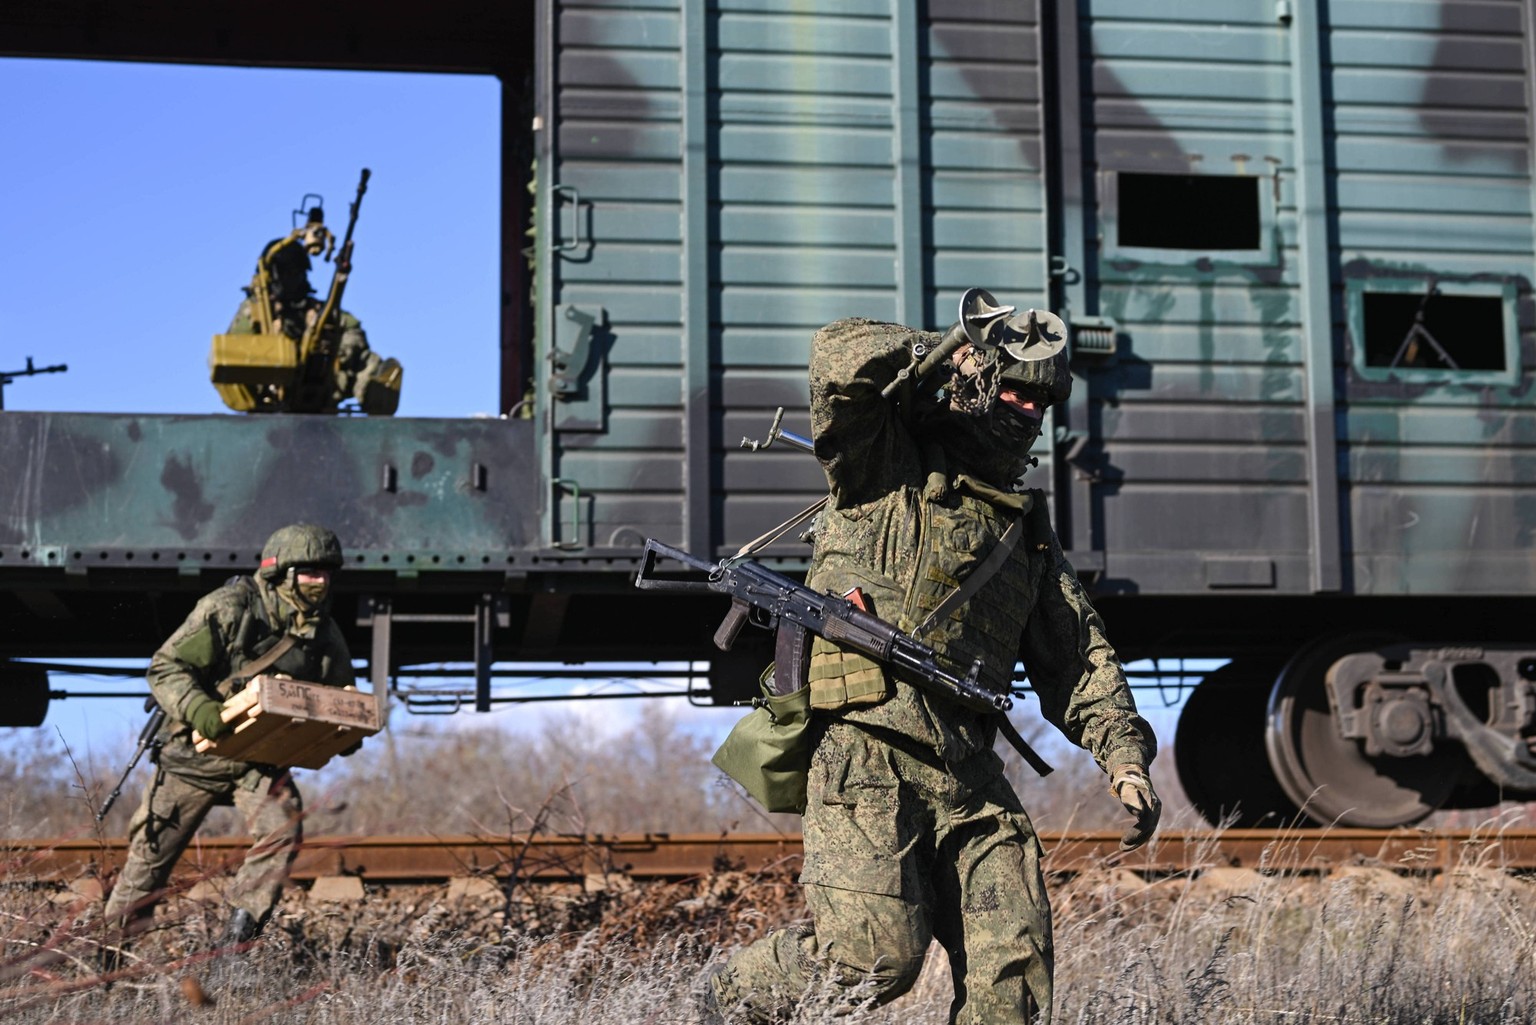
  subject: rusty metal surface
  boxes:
[9,830,1536,885]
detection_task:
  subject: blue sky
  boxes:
[0,58,503,419]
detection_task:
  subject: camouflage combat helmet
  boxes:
[258,523,344,581]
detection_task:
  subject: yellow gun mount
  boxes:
[210,229,307,412]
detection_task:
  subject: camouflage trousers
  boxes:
[714,720,1053,1025]
[102,765,303,930]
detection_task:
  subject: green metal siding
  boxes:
[1328,0,1536,595]
[541,0,1052,561]
[1081,2,1314,592]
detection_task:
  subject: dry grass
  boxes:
[4,712,1536,1022]
[5,819,1536,1023]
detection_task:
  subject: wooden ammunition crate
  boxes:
[194,675,382,770]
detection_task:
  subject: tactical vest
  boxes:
[805,480,1051,712]
[213,577,333,699]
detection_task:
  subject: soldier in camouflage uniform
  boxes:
[705,297,1160,1025]
[102,524,356,950]
[225,207,400,414]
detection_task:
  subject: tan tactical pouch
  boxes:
[361,357,403,415]
[808,640,888,709]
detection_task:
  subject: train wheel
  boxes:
[1174,659,1302,827]
[1266,634,1461,828]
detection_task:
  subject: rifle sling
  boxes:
[909,514,1054,776]
[843,714,1054,778]
[996,713,1054,777]
[913,516,1023,639]
[226,632,298,691]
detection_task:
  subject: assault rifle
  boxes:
[635,538,1053,775]
[97,698,165,822]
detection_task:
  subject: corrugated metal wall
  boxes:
[1076,0,1534,596]
[1328,0,1536,594]
[542,0,1049,560]
[538,0,1534,596]
[1077,2,1311,594]
[713,0,904,557]
[542,0,689,552]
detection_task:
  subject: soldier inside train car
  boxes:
[698,292,1160,1025]
[209,180,403,415]
[100,524,358,965]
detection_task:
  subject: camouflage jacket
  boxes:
[804,317,1155,773]
[148,575,354,788]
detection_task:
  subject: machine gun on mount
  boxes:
[0,357,67,410]
[210,168,399,414]
[298,168,368,391]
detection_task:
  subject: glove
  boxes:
[185,693,232,741]
[1110,764,1161,852]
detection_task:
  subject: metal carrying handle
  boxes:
[551,183,585,252]
[741,407,815,453]
[552,477,584,549]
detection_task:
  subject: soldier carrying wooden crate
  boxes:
[101,523,374,963]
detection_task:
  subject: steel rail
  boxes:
[7,829,1536,885]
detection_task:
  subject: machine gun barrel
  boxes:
[0,357,68,410]
[306,168,370,361]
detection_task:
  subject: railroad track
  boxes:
[8,829,1536,886]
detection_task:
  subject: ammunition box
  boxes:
[194,675,382,770]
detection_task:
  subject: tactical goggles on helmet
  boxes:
[964,295,1068,367]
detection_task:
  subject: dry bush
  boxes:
[302,704,799,836]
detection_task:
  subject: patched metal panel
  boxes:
[1329,0,1535,594]
[0,413,538,567]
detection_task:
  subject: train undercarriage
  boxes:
[1174,635,1536,829]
